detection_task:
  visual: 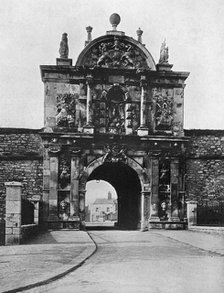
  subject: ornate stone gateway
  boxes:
[40,14,189,230]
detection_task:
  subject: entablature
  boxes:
[40,131,189,156]
[40,65,189,88]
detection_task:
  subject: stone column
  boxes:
[5,182,22,245]
[140,85,146,127]
[86,82,92,125]
[83,74,94,134]
[48,155,59,220]
[170,158,180,221]
[186,201,197,227]
[137,76,148,136]
[70,153,80,223]
[140,191,150,231]
[149,156,160,225]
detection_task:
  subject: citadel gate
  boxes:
[40,14,189,230]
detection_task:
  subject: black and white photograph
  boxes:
[0,0,224,292]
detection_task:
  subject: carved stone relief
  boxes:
[125,103,140,133]
[152,89,173,131]
[93,85,140,134]
[58,153,71,189]
[82,37,149,69]
[103,144,127,163]
[56,93,78,128]
[58,152,71,220]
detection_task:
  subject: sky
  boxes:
[86,180,117,206]
[0,0,224,129]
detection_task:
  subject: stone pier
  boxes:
[5,182,22,245]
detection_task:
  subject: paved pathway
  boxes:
[26,230,224,293]
[0,230,96,293]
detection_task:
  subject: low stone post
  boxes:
[30,195,41,224]
[186,201,198,228]
[5,182,22,245]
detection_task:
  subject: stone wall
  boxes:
[1,127,224,240]
[185,130,224,203]
[0,128,43,244]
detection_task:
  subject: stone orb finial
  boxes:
[109,13,121,30]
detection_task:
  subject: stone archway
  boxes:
[79,155,150,230]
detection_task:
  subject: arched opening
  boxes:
[85,180,118,227]
[87,162,141,229]
[107,85,125,134]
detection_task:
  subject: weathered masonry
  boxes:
[39,14,189,230]
[2,14,223,238]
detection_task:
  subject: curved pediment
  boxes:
[76,35,156,70]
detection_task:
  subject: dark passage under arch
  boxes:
[87,162,141,229]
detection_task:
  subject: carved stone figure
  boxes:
[159,40,169,64]
[59,167,70,189]
[56,108,68,127]
[120,44,134,67]
[58,155,71,189]
[153,91,173,130]
[158,159,170,220]
[59,33,69,59]
[160,201,168,220]
[95,37,137,68]
[97,43,112,66]
[59,199,70,220]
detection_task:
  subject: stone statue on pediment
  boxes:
[159,39,169,64]
[59,33,69,59]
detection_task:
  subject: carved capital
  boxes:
[86,74,94,85]
[48,144,61,154]
[140,75,147,88]
[69,148,82,156]
[56,93,77,128]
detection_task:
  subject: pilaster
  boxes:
[170,158,180,221]
[83,74,94,134]
[140,191,150,231]
[48,154,59,220]
[70,151,81,223]
[149,155,160,223]
[137,76,148,136]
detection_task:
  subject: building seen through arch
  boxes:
[85,181,118,226]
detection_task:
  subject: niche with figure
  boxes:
[158,158,170,220]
